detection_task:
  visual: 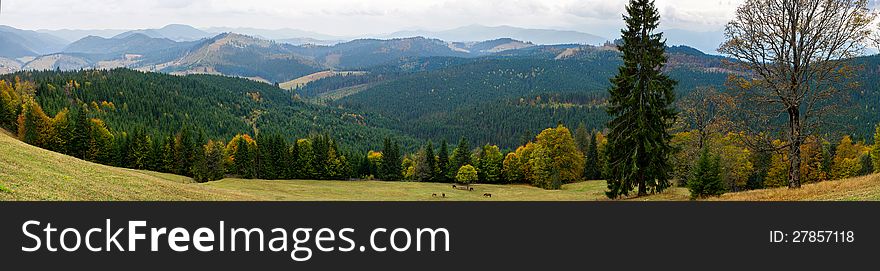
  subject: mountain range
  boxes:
[1,23,875,151]
[384,24,606,45]
[0,24,727,83]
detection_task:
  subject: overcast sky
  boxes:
[0,0,750,38]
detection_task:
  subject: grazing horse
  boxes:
[469,187,474,191]
[483,193,492,198]
[432,193,437,197]
[452,185,457,189]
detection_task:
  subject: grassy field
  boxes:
[0,131,253,201]
[278,70,367,90]
[203,178,690,201]
[2,130,879,201]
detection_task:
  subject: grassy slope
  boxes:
[2,129,879,201]
[0,131,254,201]
[279,70,367,90]
[715,174,880,201]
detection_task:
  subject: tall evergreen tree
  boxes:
[574,122,590,154]
[289,141,304,179]
[418,141,437,182]
[208,140,227,181]
[234,138,254,178]
[174,128,195,176]
[68,104,90,159]
[584,132,600,180]
[160,135,175,173]
[437,140,450,182]
[192,143,210,182]
[605,0,677,198]
[379,137,403,181]
[448,137,471,180]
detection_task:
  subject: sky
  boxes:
[0,0,745,38]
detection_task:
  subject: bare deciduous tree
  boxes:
[719,0,876,188]
[678,86,735,149]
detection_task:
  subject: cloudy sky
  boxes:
[0,0,745,37]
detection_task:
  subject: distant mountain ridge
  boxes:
[113,24,214,42]
[0,26,68,58]
[63,34,180,55]
[386,25,605,45]
[0,24,727,87]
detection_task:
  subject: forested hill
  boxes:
[325,48,732,148]
[2,69,416,151]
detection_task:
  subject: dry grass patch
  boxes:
[714,174,880,201]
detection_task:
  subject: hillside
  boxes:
[279,70,367,90]
[2,69,417,152]
[63,34,180,56]
[159,33,323,83]
[0,131,252,201]
[332,53,730,148]
[0,25,68,58]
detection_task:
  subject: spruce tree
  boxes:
[69,104,90,159]
[585,132,600,180]
[192,143,209,183]
[174,128,195,176]
[574,122,590,153]
[605,0,677,198]
[160,135,175,173]
[423,141,437,182]
[687,148,724,199]
[379,137,403,181]
[448,137,471,180]
[437,140,450,182]
[234,138,253,178]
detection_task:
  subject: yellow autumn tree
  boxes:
[87,118,114,164]
[830,136,866,180]
[502,152,523,183]
[764,140,790,188]
[530,125,585,189]
[17,98,53,148]
[513,142,536,184]
[799,136,828,183]
[0,80,22,130]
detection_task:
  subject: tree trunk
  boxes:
[787,106,802,189]
[638,172,647,196]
